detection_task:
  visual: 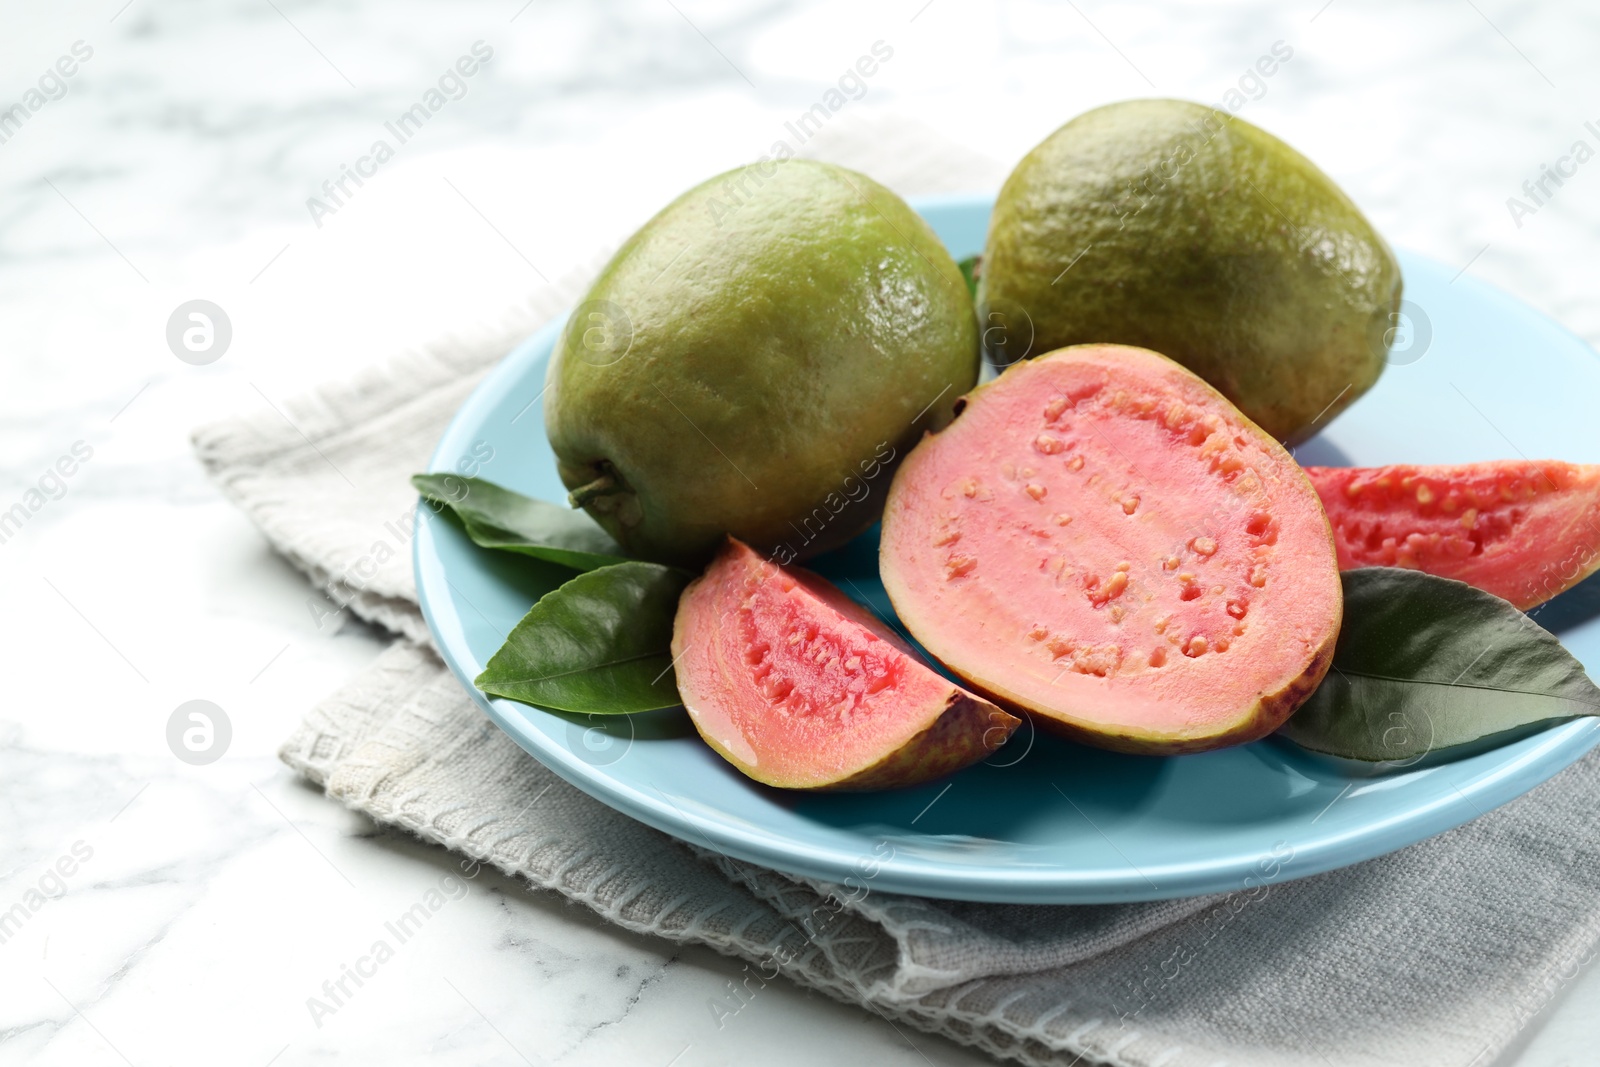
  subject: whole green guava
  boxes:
[545,159,979,567]
[980,99,1402,444]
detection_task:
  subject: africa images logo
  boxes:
[0,41,93,148]
[305,42,495,228]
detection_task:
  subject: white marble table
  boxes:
[4,2,1600,1063]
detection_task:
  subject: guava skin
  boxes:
[980,99,1402,445]
[545,159,980,568]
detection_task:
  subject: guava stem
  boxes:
[569,471,624,509]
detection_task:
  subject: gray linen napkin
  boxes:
[193,118,1600,1067]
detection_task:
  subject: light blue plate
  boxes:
[416,192,1600,904]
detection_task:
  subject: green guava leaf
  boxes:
[957,254,981,301]
[413,473,630,571]
[1279,567,1600,764]
[475,562,690,714]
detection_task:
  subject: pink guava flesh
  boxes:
[879,344,1343,754]
[1305,460,1600,611]
[672,539,1018,790]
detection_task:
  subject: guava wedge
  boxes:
[1305,461,1600,610]
[879,343,1343,755]
[672,539,1019,790]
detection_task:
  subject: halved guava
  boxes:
[879,344,1343,755]
[1305,461,1600,611]
[672,539,1018,790]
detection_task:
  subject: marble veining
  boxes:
[4,1,1600,1064]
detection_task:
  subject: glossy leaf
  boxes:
[1279,568,1600,764]
[413,473,629,571]
[958,254,980,301]
[475,561,690,714]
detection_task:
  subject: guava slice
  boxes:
[879,343,1343,755]
[1305,461,1600,610]
[672,539,1018,790]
